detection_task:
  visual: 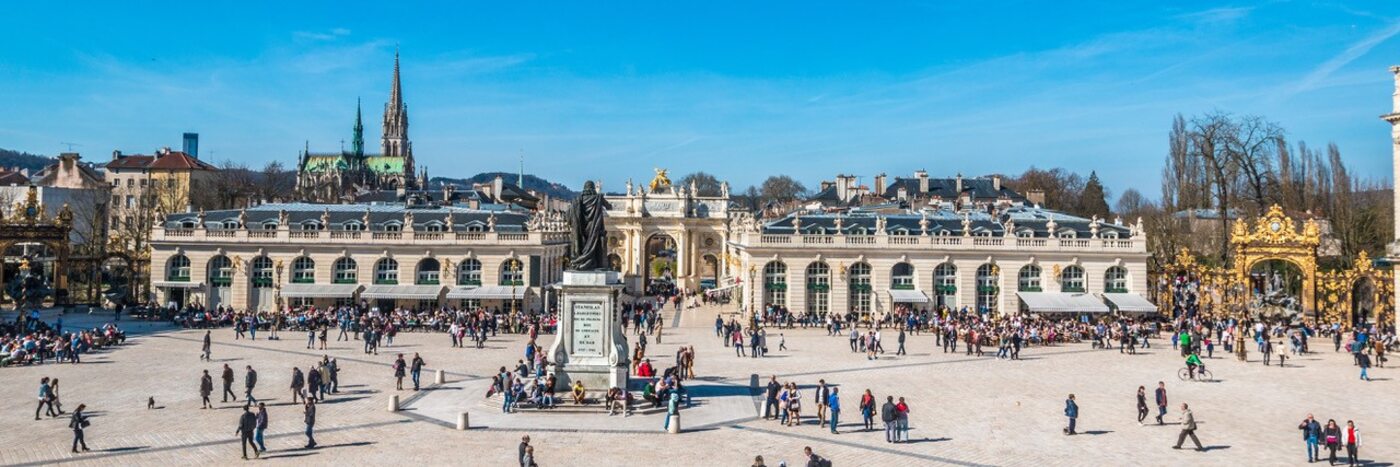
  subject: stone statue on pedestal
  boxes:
[567,181,612,271]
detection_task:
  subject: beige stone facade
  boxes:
[149,203,568,312]
[604,174,735,293]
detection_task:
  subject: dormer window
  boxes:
[973,228,992,237]
[1102,231,1119,239]
[464,223,485,232]
[424,222,444,232]
[343,221,364,232]
[261,222,278,231]
[936,229,952,237]
[1057,229,1076,239]
[383,222,402,232]
[889,227,908,236]
[849,226,867,235]
[301,221,322,231]
[223,221,240,229]
[1016,229,1035,238]
[179,220,196,229]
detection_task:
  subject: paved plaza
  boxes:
[1,306,1395,466]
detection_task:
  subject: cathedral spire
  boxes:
[389,48,402,112]
[382,48,410,159]
[352,97,364,157]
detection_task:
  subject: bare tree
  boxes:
[678,171,724,197]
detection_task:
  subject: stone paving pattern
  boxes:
[0,306,1395,466]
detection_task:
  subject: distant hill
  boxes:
[430,173,578,200]
[0,148,54,173]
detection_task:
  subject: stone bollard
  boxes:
[388,394,400,412]
[666,413,680,434]
[457,412,470,430]
[436,369,446,384]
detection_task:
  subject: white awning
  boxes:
[1017,292,1111,313]
[281,283,362,298]
[1102,293,1158,313]
[445,286,528,300]
[361,284,445,300]
[152,281,204,289]
[888,289,930,303]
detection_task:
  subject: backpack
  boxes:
[811,455,833,467]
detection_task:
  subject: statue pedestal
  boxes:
[549,271,629,392]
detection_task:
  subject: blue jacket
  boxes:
[827,393,841,411]
[1064,399,1079,418]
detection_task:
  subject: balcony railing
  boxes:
[152,228,568,246]
[742,231,1144,253]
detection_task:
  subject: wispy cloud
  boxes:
[293,28,352,42]
[1282,19,1400,100]
[1175,6,1254,25]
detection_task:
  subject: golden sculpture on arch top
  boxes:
[649,168,672,193]
[1229,204,1321,248]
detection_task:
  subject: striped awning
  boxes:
[1017,292,1111,313]
[888,289,930,303]
[361,284,445,300]
[445,286,528,300]
[281,283,362,298]
[152,281,204,289]
[1101,293,1158,313]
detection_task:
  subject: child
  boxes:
[778,334,787,351]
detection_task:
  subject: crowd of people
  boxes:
[1,311,126,367]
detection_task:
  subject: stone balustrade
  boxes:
[153,227,568,246]
[739,232,1145,253]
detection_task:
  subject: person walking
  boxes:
[860,389,876,431]
[393,354,406,390]
[827,387,841,434]
[880,396,897,442]
[254,402,268,452]
[1154,382,1168,425]
[1343,420,1360,466]
[244,366,258,403]
[764,376,781,420]
[49,379,64,415]
[518,435,531,467]
[306,364,322,401]
[1323,419,1342,465]
[1358,353,1372,381]
[236,404,259,459]
[1300,413,1322,463]
[410,353,425,391]
[69,404,90,453]
[1172,403,1203,451]
[1063,394,1078,435]
[290,367,304,404]
[201,330,212,361]
[221,364,237,403]
[815,380,830,426]
[200,370,214,409]
[1136,386,1149,424]
[36,377,56,420]
[895,396,911,442]
[303,397,317,449]
[896,327,907,356]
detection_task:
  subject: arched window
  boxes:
[976,264,999,314]
[300,221,322,231]
[250,256,273,288]
[1018,265,1042,292]
[333,258,358,284]
[417,258,441,285]
[291,257,315,284]
[1060,265,1085,293]
[890,262,914,289]
[1016,229,1035,238]
[848,263,872,315]
[261,221,278,231]
[934,263,957,309]
[500,259,524,286]
[1102,231,1119,239]
[208,256,233,287]
[1057,229,1076,239]
[166,254,191,281]
[457,258,482,286]
[375,258,399,285]
[806,262,830,316]
[1105,266,1128,293]
[763,261,787,307]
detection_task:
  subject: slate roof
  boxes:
[881,176,1025,202]
[761,205,1130,239]
[164,202,532,232]
[0,170,29,186]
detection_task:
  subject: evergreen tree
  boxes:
[1079,171,1111,219]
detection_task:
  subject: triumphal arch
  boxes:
[603,169,735,294]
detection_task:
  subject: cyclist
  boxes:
[1185,352,1204,379]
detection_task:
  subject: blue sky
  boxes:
[3,1,1400,200]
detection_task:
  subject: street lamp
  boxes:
[274,259,284,311]
[510,258,521,316]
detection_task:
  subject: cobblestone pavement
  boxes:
[1,306,1395,466]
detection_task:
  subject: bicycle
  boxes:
[1177,366,1214,382]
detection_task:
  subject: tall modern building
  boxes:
[296,51,419,202]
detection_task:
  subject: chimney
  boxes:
[112,150,123,160]
[955,173,963,195]
[1027,189,1046,207]
[916,170,929,193]
[183,132,199,158]
[992,174,1002,192]
[874,173,887,197]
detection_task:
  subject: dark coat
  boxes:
[237,412,257,436]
